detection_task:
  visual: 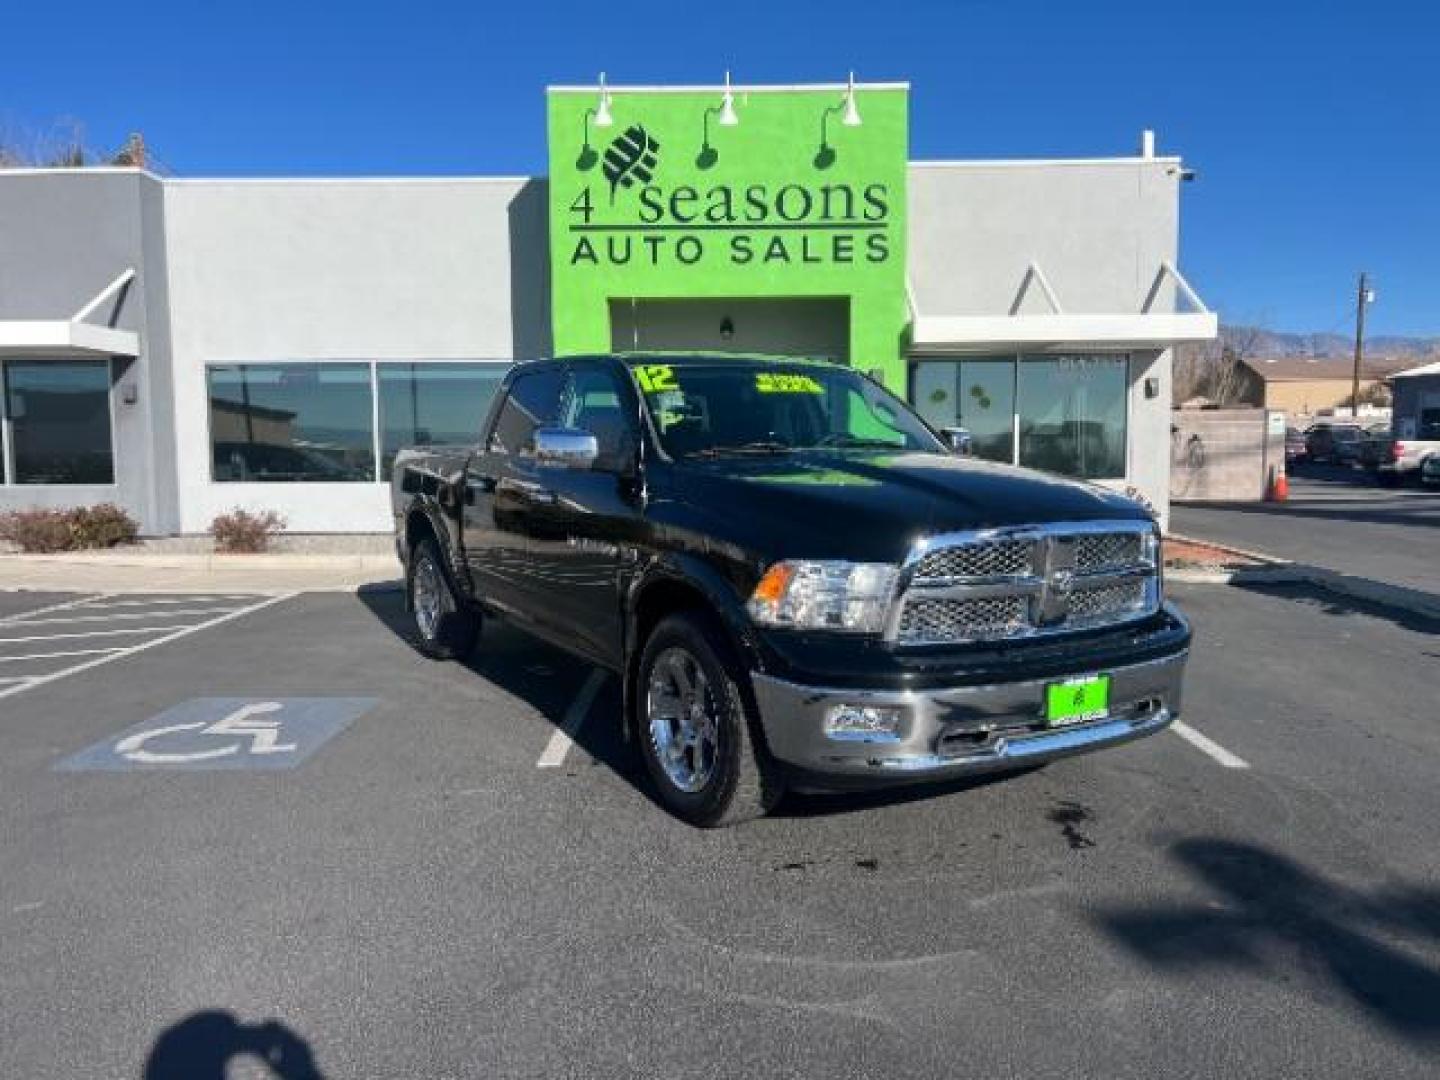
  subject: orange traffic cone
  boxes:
[1266,465,1289,502]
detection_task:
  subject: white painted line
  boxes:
[75,596,248,609]
[0,594,108,625]
[5,608,241,625]
[0,676,34,684]
[0,647,124,664]
[537,668,608,769]
[1171,720,1251,770]
[0,593,298,702]
[0,626,206,645]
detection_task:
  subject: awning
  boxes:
[910,260,1218,354]
[0,267,140,358]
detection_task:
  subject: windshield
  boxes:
[628,361,945,459]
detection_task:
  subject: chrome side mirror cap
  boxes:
[942,426,974,456]
[531,426,600,469]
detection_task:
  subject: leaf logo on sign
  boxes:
[602,125,660,204]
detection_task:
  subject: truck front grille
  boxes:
[888,523,1160,646]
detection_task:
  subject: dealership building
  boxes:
[0,80,1215,536]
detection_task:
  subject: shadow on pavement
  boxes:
[1096,839,1440,1045]
[1177,498,1439,529]
[144,1010,325,1078]
[354,586,1035,821]
[1230,579,1440,637]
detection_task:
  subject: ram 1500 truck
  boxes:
[392,354,1190,826]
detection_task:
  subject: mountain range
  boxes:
[1222,324,1440,359]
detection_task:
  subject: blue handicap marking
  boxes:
[56,697,377,772]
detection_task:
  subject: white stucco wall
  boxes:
[161,177,548,532]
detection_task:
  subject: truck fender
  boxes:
[619,554,767,743]
[401,494,472,604]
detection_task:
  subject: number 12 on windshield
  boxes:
[634,365,677,392]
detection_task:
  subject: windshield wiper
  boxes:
[812,434,903,449]
[691,440,795,457]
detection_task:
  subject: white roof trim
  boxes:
[1391,361,1440,379]
[0,320,139,357]
[911,312,1218,352]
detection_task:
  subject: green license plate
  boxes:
[1045,675,1111,726]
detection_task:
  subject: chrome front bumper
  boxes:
[751,650,1187,784]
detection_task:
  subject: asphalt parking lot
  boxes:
[2,581,1438,1078]
[1173,465,1438,595]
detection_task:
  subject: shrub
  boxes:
[0,504,141,553]
[210,509,286,554]
[69,503,140,549]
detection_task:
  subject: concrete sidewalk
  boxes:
[0,552,403,594]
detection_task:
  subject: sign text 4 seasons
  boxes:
[566,178,894,269]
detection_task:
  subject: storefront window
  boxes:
[377,363,507,473]
[912,358,1016,463]
[209,363,375,482]
[3,360,114,484]
[1017,355,1128,479]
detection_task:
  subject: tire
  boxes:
[636,612,785,827]
[407,536,480,660]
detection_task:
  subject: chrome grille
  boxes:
[897,596,1030,644]
[1066,578,1148,624]
[1075,532,1144,574]
[912,538,1035,582]
[887,523,1159,646]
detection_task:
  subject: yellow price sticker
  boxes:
[634,364,678,393]
[756,372,824,395]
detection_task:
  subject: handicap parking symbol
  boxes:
[56,698,377,772]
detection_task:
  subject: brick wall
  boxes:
[1170,409,1283,502]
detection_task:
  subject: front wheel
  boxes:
[408,537,480,660]
[637,613,785,827]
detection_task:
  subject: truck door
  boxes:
[462,365,565,624]
[523,361,643,667]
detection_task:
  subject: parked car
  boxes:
[1284,426,1308,464]
[1375,416,1440,484]
[1305,422,1363,464]
[1355,423,1394,471]
[391,355,1190,826]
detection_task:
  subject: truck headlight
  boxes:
[747,560,898,633]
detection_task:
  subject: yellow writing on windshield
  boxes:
[634,364,678,392]
[756,373,824,395]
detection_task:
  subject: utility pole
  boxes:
[1351,272,1371,419]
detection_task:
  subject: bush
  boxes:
[69,503,140,549]
[0,504,141,553]
[210,509,286,554]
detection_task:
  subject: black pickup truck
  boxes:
[392,354,1189,826]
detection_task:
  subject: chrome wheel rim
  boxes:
[646,646,719,794]
[413,556,443,640]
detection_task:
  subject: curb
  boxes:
[0,552,400,572]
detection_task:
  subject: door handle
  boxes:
[497,477,557,505]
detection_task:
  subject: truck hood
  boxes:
[657,450,1151,564]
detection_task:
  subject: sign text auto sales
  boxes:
[566,181,894,268]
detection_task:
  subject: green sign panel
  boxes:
[546,83,910,387]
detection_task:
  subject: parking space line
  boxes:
[0,626,203,645]
[74,597,242,609]
[4,608,243,625]
[1171,720,1251,769]
[0,594,108,625]
[0,593,298,702]
[537,668,608,768]
[0,647,125,664]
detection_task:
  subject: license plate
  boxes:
[1045,675,1110,727]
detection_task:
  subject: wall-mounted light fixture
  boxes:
[814,71,862,170]
[719,315,736,341]
[697,71,740,169]
[577,72,615,170]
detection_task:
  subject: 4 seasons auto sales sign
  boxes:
[546,82,909,368]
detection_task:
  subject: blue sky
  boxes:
[4,0,1438,336]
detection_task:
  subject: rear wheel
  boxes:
[637,613,784,827]
[408,537,480,660]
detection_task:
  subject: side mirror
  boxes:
[531,426,599,469]
[942,426,974,456]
